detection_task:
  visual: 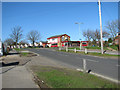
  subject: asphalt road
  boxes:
[26,48,119,81]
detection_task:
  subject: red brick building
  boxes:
[47,34,70,47]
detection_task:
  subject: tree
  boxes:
[83,29,92,46]
[108,38,113,43]
[10,26,23,47]
[89,29,109,46]
[4,38,14,46]
[105,20,118,40]
[83,29,92,41]
[19,40,28,45]
[27,30,40,46]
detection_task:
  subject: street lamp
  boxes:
[75,22,83,50]
[98,0,103,54]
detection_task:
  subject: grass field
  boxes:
[33,66,119,88]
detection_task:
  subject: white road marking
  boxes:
[76,57,98,62]
[86,59,99,62]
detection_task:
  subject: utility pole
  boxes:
[98,0,103,54]
[75,22,83,50]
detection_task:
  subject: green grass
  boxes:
[109,45,118,50]
[58,50,119,57]
[20,52,29,56]
[35,66,119,88]
[14,48,24,51]
[85,46,109,50]
[68,47,80,50]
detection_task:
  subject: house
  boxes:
[34,42,39,46]
[81,41,89,46]
[114,34,120,45]
[40,41,48,48]
[68,41,89,47]
[24,44,28,48]
[47,34,70,47]
[68,41,80,47]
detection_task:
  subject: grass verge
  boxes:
[20,52,29,56]
[14,48,24,51]
[32,66,119,88]
[109,45,118,51]
[58,50,119,58]
[85,46,109,50]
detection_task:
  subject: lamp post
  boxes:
[75,22,83,50]
[98,0,103,54]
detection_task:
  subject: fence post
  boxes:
[59,47,61,51]
[66,46,68,52]
[74,48,76,53]
[85,48,88,54]
[83,59,86,73]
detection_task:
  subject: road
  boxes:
[26,48,119,81]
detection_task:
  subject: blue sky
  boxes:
[2,2,118,42]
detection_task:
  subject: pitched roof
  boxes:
[47,34,69,39]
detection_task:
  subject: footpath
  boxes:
[0,50,39,89]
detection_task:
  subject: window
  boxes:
[52,38,55,41]
[82,42,87,45]
[52,43,57,45]
[62,36,64,41]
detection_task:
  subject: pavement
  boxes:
[25,48,119,82]
[1,50,39,89]
[2,66,39,88]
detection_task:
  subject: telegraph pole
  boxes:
[98,0,103,54]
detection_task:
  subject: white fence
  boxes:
[58,47,119,55]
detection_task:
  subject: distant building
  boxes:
[47,34,70,47]
[114,34,120,45]
[68,41,88,47]
[81,41,89,46]
[40,41,48,48]
[47,34,89,47]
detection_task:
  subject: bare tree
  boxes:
[10,26,23,47]
[83,29,109,46]
[19,40,28,45]
[94,29,109,40]
[4,38,14,46]
[105,20,118,40]
[83,29,92,46]
[27,30,40,46]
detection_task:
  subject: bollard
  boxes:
[59,47,61,51]
[85,48,88,54]
[74,48,76,53]
[83,59,86,73]
[66,47,68,52]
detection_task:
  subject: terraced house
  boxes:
[47,34,70,47]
